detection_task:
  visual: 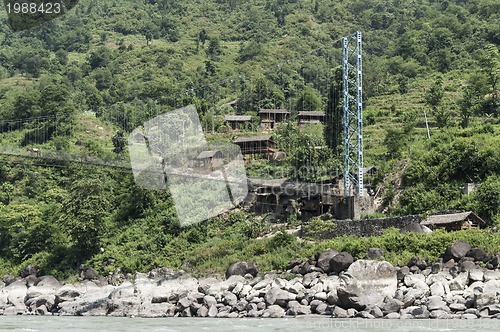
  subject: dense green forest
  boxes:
[0,0,499,279]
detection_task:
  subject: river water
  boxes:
[0,317,497,332]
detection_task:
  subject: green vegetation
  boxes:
[0,0,499,279]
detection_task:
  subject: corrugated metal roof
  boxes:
[196,150,224,159]
[298,111,326,117]
[421,211,485,225]
[224,115,252,121]
[259,108,290,114]
[233,135,273,143]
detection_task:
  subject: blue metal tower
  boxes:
[342,32,363,197]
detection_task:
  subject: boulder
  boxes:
[448,272,469,291]
[475,280,500,307]
[337,260,397,311]
[285,258,303,271]
[208,304,218,317]
[466,248,490,263]
[443,241,471,262]
[264,287,296,307]
[365,248,385,260]
[329,252,353,274]
[286,301,311,316]
[262,305,285,318]
[79,265,98,281]
[316,249,339,273]
[380,297,403,314]
[426,296,449,311]
[55,284,81,303]
[19,265,38,278]
[430,309,451,319]
[225,262,258,279]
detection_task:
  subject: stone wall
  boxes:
[303,215,422,239]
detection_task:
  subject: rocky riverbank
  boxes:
[2,240,500,319]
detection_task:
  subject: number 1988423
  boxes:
[6,2,61,14]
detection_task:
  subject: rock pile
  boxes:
[1,242,500,319]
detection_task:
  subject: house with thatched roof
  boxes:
[421,211,486,231]
[233,135,275,157]
[224,115,252,130]
[195,150,224,169]
[258,109,290,129]
[297,111,326,125]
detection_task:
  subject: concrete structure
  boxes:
[245,178,374,221]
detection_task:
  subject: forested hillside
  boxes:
[0,0,499,278]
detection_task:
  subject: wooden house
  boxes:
[259,109,290,129]
[195,150,224,169]
[421,211,486,231]
[233,135,275,158]
[224,115,252,130]
[297,111,326,126]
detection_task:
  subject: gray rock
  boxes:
[315,302,328,315]
[430,309,451,319]
[380,297,403,314]
[136,303,176,318]
[316,249,339,273]
[55,284,81,303]
[329,252,353,274]
[430,282,446,297]
[462,313,477,319]
[326,291,339,305]
[357,311,375,319]
[385,312,400,319]
[469,270,484,282]
[466,248,490,263]
[397,266,410,281]
[450,302,467,311]
[309,299,323,311]
[19,265,38,278]
[79,265,98,281]
[286,258,303,271]
[332,305,349,318]
[196,305,209,317]
[223,292,238,307]
[431,263,441,274]
[208,304,218,317]
[484,270,500,282]
[314,292,327,301]
[337,260,397,311]
[449,272,469,291]
[264,287,295,307]
[404,274,426,288]
[407,257,428,270]
[443,241,471,262]
[368,306,384,318]
[225,262,258,279]
[262,305,285,318]
[460,260,477,272]
[475,280,500,307]
[202,295,216,308]
[365,248,385,260]
[302,272,320,288]
[427,296,449,311]
[286,302,311,316]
